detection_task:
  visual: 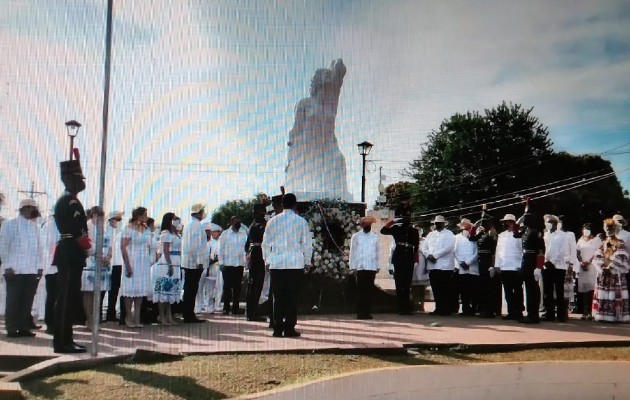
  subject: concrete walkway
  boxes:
[238,361,630,400]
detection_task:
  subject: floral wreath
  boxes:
[302,199,360,282]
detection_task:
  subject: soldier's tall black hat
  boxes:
[60,159,85,178]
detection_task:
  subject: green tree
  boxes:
[408,102,629,231]
[210,193,268,229]
[377,181,416,211]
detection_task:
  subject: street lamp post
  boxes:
[65,120,82,160]
[357,141,373,203]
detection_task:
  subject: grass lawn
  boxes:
[21,347,630,400]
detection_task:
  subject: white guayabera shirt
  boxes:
[349,230,380,272]
[0,215,43,274]
[181,217,207,270]
[495,230,522,272]
[262,209,313,270]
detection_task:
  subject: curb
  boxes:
[404,340,630,353]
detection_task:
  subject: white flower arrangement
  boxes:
[303,199,360,282]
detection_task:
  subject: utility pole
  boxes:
[18,181,47,199]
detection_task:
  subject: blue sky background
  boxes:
[0,0,629,220]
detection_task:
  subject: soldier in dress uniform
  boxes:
[473,221,500,318]
[514,213,545,323]
[245,204,268,322]
[380,205,420,315]
[52,158,90,353]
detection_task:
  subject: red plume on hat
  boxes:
[73,148,80,160]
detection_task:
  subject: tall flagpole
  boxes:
[92,0,114,357]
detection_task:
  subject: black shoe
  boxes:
[45,328,55,335]
[543,316,555,322]
[478,311,495,318]
[222,309,230,315]
[272,330,283,337]
[72,342,87,350]
[232,308,245,315]
[183,318,206,323]
[459,312,475,317]
[357,314,374,320]
[519,317,540,324]
[7,330,36,338]
[30,323,43,330]
[247,317,267,322]
[284,330,301,338]
[54,344,87,354]
[398,311,413,316]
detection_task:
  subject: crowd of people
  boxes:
[373,210,630,325]
[1,191,629,353]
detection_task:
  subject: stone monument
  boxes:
[284,58,351,201]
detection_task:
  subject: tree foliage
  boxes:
[210,193,268,229]
[378,181,415,211]
[408,102,630,233]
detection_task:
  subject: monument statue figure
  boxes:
[285,58,351,201]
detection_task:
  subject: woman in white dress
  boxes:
[152,212,182,325]
[576,223,601,320]
[120,207,152,328]
[81,207,112,330]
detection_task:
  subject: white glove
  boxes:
[489,266,496,278]
[534,268,542,282]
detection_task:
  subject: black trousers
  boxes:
[393,261,414,314]
[45,273,58,329]
[430,269,455,315]
[222,266,244,312]
[356,270,377,316]
[270,269,302,334]
[182,268,203,320]
[478,271,502,316]
[4,274,39,333]
[457,273,479,314]
[246,265,265,319]
[501,270,524,318]
[54,264,82,348]
[522,265,540,320]
[107,265,122,320]
[580,290,594,315]
[543,268,567,320]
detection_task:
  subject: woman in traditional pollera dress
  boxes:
[592,218,630,323]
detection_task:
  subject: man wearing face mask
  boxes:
[422,215,455,316]
[612,214,630,289]
[542,214,570,322]
[495,214,524,321]
[513,213,545,324]
[454,219,480,316]
[105,211,124,323]
[51,157,91,353]
[245,205,268,321]
[0,199,44,338]
[181,204,208,323]
[219,216,248,315]
[350,216,380,319]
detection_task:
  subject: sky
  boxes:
[1,0,629,221]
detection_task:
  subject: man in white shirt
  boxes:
[454,219,480,316]
[41,214,60,333]
[612,214,630,289]
[494,214,524,320]
[218,216,248,315]
[0,199,43,337]
[542,214,570,322]
[262,193,313,338]
[104,211,124,323]
[349,216,380,320]
[197,223,222,313]
[180,204,207,323]
[423,215,455,316]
